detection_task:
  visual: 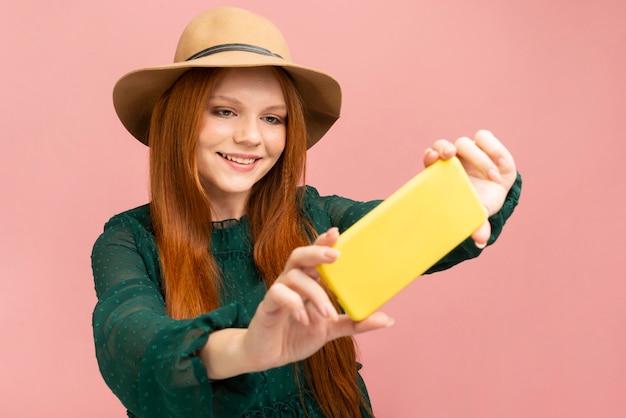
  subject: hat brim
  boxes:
[113,51,341,148]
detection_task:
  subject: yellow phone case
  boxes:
[317,157,487,321]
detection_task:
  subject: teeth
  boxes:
[222,154,256,164]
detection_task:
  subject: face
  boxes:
[196,67,287,215]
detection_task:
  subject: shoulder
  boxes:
[91,204,163,298]
[300,185,340,213]
[302,184,321,201]
[301,185,381,211]
[94,203,155,251]
[300,185,360,206]
[103,203,153,232]
[299,185,382,232]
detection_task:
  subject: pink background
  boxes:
[1,0,625,416]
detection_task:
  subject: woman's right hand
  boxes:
[244,227,393,370]
[199,228,393,380]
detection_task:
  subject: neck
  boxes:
[207,191,249,221]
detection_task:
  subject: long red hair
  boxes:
[149,67,369,417]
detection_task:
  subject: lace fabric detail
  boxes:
[243,390,320,418]
[211,216,247,230]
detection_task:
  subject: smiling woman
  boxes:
[91,6,521,418]
[195,67,288,220]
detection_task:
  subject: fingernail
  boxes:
[386,317,395,327]
[475,241,487,249]
[297,308,309,324]
[323,302,338,320]
[487,167,502,182]
[323,248,340,259]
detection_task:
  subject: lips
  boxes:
[218,152,259,165]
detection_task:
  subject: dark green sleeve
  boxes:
[91,213,263,417]
[425,172,523,273]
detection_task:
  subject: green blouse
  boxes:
[92,177,521,418]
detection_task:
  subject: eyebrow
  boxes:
[209,95,242,105]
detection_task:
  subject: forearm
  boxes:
[198,328,260,380]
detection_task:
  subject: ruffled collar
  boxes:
[211,215,248,230]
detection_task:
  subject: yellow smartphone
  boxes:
[317,157,487,321]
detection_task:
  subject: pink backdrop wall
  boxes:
[2,0,625,416]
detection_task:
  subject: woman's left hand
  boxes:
[423,129,517,248]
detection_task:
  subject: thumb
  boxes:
[471,220,491,249]
[314,227,340,247]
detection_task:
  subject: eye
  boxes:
[263,115,285,125]
[212,108,236,117]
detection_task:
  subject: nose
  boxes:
[233,116,262,147]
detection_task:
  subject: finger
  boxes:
[307,229,340,281]
[423,148,439,167]
[473,130,517,181]
[353,311,395,333]
[454,136,502,182]
[303,298,334,325]
[260,282,310,325]
[261,279,337,325]
[423,139,457,167]
[313,227,340,247]
[471,220,491,249]
[283,245,340,273]
[473,130,514,166]
[425,139,456,160]
[430,139,457,159]
[278,269,338,321]
[327,311,394,340]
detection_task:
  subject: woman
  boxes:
[92,7,521,418]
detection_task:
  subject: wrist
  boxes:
[200,328,258,380]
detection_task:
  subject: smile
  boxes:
[218,153,259,165]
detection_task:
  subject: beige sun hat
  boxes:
[113,6,342,148]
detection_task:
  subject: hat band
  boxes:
[186,43,283,61]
